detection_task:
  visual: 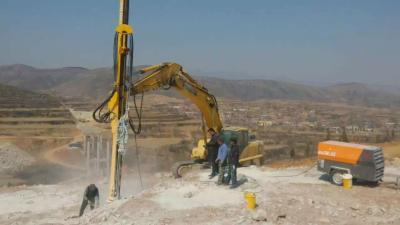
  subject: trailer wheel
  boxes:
[330,170,344,186]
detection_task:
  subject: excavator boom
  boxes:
[131,62,223,133]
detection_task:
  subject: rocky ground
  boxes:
[1,163,400,225]
[0,143,35,174]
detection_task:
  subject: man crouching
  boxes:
[79,184,99,217]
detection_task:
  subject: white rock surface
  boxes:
[0,143,35,174]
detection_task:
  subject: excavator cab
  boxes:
[222,127,263,166]
[221,127,249,153]
[191,126,263,166]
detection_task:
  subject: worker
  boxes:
[228,137,240,188]
[206,128,220,178]
[79,184,99,217]
[215,136,228,185]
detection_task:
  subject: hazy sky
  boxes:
[0,0,399,85]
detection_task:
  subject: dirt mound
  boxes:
[0,143,35,174]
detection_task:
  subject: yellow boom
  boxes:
[131,62,223,143]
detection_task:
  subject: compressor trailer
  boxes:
[317,141,384,185]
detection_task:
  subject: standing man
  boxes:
[216,136,228,185]
[228,137,240,188]
[79,184,100,217]
[206,128,219,178]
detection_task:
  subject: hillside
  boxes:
[51,68,114,100]
[327,83,400,107]
[0,83,61,108]
[0,64,88,91]
[0,83,76,138]
[1,64,400,107]
[195,76,332,101]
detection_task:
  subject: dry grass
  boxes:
[375,140,400,159]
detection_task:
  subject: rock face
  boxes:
[0,143,35,174]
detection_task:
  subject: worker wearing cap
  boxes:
[79,184,99,217]
[216,136,228,185]
[228,137,240,188]
[206,128,220,178]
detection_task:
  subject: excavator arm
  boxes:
[131,62,223,134]
[130,62,264,178]
[130,62,223,177]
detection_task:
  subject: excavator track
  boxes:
[171,160,198,178]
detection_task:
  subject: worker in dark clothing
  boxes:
[206,128,220,178]
[79,184,99,217]
[228,137,240,188]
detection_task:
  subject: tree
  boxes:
[305,140,313,157]
[385,129,392,142]
[375,134,382,143]
[287,139,295,159]
[326,128,331,140]
[340,127,349,142]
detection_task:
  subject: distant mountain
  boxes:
[195,76,332,101]
[0,83,61,108]
[50,66,147,100]
[192,78,400,107]
[0,64,88,91]
[326,82,400,107]
[366,83,400,96]
[51,68,114,100]
[1,64,400,107]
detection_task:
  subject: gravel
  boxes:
[0,143,35,174]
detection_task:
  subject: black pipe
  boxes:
[122,0,129,24]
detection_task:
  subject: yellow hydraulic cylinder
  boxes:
[238,154,263,164]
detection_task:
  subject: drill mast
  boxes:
[107,0,133,201]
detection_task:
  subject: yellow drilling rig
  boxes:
[94,0,263,202]
[92,0,134,201]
